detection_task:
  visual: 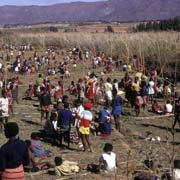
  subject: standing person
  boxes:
[173,92,180,129]
[87,74,97,103]
[104,77,113,107]
[0,122,29,180]
[77,79,85,103]
[111,90,123,132]
[79,101,93,152]
[140,80,148,110]
[74,100,84,138]
[6,85,14,116]
[0,89,9,132]
[39,89,51,125]
[148,78,155,104]
[57,102,73,148]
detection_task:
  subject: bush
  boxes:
[105,25,114,33]
[49,26,58,32]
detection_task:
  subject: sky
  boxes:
[0,0,105,6]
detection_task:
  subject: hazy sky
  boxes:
[0,0,106,6]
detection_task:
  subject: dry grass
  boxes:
[2,30,179,69]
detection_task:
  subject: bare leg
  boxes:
[85,135,93,152]
[80,134,87,151]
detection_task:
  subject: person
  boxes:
[74,100,84,138]
[140,80,148,110]
[174,159,180,180]
[99,143,117,172]
[31,132,51,158]
[0,89,9,132]
[0,122,29,180]
[104,77,113,106]
[57,102,73,148]
[162,159,180,180]
[39,89,51,125]
[134,159,159,180]
[164,100,173,114]
[24,140,52,172]
[54,156,79,177]
[98,106,112,136]
[77,78,85,103]
[152,100,163,114]
[86,74,97,103]
[148,78,155,104]
[172,93,180,129]
[111,90,123,132]
[79,101,93,152]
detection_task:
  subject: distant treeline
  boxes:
[135,16,180,32]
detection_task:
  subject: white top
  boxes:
[174,169,180,180]
[74,105,84,127]
[0,97,9,117]
[165,103,173,113]
[104,82,113,100]
[100,152,117,171]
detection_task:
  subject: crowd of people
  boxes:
[0,44,179,180]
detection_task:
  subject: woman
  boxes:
[0,122,29,180]
[112,90,123,132]
[79,101,93,152]
[148,78,155,104]
[87,74,97,103]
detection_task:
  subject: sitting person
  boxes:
[97,106,112,136]
[152,100,163,114]
[54,156,80,177]
[134,159,159,180]
[31,132,51,158]
[174,160,180,180]
[44,105,58,144]
[162,159,180,180]
[87,143,117,173]
[99,143,117,172]
[164,100,173,114]
[24,140,53,173]
[23,84,34,100]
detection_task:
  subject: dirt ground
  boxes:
[0,49,179,180]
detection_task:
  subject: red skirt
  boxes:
[2,165,25,180]
[41,105,50,112]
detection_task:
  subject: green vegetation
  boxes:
[135,16,180,32]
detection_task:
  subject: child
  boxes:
[30,132,51,158]
[54,156,79,177]
[99,143,117,172]
[152,100,163,114]
[24,140,53,173]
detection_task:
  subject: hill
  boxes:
[0,0,180,25]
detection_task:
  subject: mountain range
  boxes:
[0,0,179,25]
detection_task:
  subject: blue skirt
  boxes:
[112,106,121,116]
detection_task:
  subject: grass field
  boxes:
[0,24,180,180]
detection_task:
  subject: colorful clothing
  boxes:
[87,79,96,100]
[2,165,25,180]
[79,110,93,135]
[0,139,29,180]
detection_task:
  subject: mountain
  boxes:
[0,0,179,25]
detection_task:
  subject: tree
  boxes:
[49,26,58,32]
[105,25,114,33]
